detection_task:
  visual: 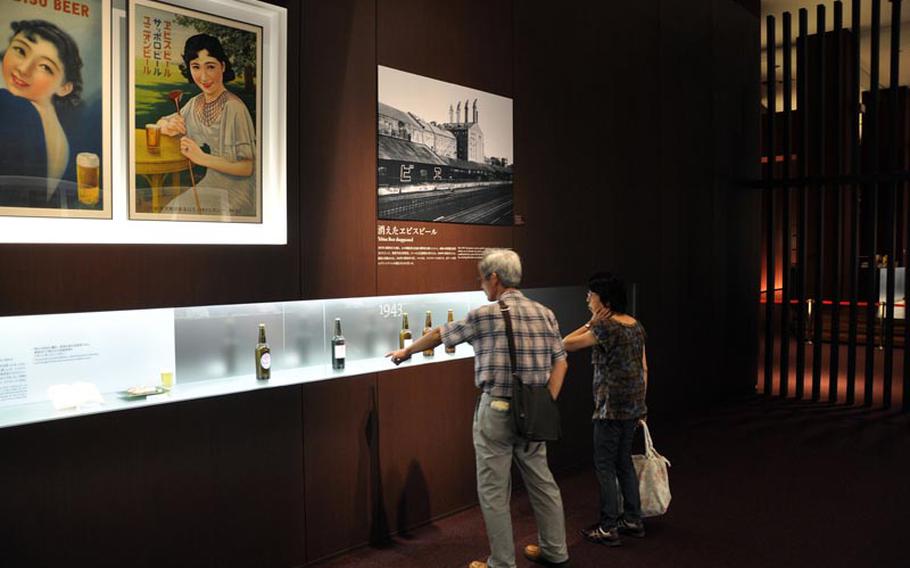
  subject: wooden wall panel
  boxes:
[546,351,596,472]
[375,0,514,296]
[0,1,762,567]
[655,0,713,412]
[377,221,512,295]
[512,0,761,416]
[302,374,378,562]
[376,359,477,534]
[377,0,513,99]
[0,387,306,568]
[714,0,762,399]
[206,389,308,568]
[300,0,377,300]
[511,2,602,289]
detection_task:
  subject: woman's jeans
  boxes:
[593,418,642,528]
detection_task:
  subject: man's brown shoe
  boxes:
[523,544,570,566]
[468,561,487,568]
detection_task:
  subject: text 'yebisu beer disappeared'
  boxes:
[76,152,100,206]
[256,323,271,380]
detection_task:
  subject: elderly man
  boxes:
[388,249,570,568]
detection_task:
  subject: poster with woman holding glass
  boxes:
[128,0,261,222]
[0,0,110,218]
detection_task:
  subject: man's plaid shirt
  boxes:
[440,289,566,398]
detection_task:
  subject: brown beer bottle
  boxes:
[399,313,412,350]
[422,311,434,357]
[331,318,346,370]
[445,309,456,354]
[255,323,271,380]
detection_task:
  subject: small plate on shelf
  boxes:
[120,385,169,398]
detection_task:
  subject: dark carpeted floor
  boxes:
[314,396,910,567]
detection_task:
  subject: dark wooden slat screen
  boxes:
[762,0,908,411]
[765,14,777,396]
[780,11,793,398]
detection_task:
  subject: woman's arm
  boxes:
[563,306,611,352]
[157,112,186,136]
[564,324,590,341]
[563,329,597,352]
[196,153,254,177]
[179,137,254,176]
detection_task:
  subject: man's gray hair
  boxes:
[478,248,522,288]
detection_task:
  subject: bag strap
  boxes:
[639,420,671,467]
[640,420,656,456]
[501,300,536,452]
[499,300,521,386]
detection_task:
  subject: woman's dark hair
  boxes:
[588,272,628,314]
[7,20,83,109]
[181,33,236,84]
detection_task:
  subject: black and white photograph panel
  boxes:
[377,65,513,226]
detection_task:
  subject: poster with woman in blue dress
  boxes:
[0,0,110,218]
[128,0,262,223]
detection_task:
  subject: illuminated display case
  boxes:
[0,286,587,429]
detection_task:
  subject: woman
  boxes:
[563,272,648,547]
[0,19,83,207]
[157,33,256,217]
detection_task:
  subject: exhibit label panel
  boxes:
[0,308,175,407]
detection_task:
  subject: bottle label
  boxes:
[260,352,271,370]
[403,339,413,349]
[334,345,346,359]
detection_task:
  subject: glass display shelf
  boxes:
[0,344,475,430]
[0,286,586,429]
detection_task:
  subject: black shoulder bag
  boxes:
[499,300,561,442]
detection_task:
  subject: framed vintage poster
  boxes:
[128,0,262,223]
[377,66,513,226]
[0,0,111,219]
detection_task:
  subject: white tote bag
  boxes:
[632,421,672,517]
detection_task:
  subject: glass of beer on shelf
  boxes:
[145,123,161,154]
[76,152,100,206]
[160,371,175,390]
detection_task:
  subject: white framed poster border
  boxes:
[0,0,287,244]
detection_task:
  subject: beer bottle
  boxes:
[422,311,434,357]
[399,313,413,350]
[255,323,271,380]
[445,309,456,354]
[331,318,346,370]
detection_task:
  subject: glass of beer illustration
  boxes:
[145,123,161,154]
[76,152,100,206]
